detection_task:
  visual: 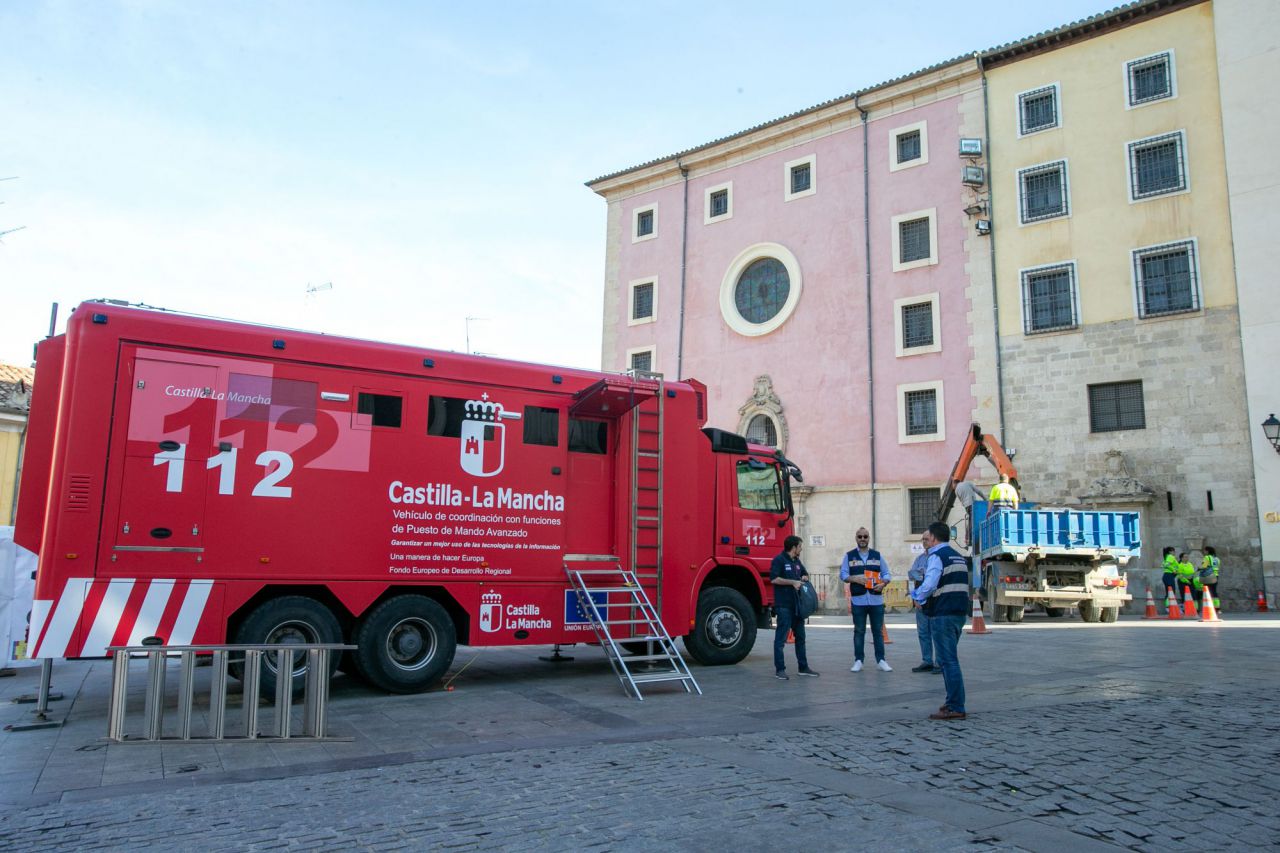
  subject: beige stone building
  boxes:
[0,364,34,525]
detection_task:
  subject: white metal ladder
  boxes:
[565,555,700,700]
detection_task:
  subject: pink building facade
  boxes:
[589,60,1001,587]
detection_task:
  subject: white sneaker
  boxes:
[876,660,893,672]
[850,660,863,672]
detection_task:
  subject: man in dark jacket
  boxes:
[770,535,819,680]
[910,522,969,719]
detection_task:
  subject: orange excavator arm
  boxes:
[936,423,1019,523]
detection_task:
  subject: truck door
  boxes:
[114,357,218,554]
[720,456,787,561]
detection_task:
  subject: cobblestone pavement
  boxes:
[1,614,1277,850]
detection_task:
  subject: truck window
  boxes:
[523,406,559,446]
[568,418,607,454]
[736,460,784,512]
[357,392,402,428]
[427,396,473,438]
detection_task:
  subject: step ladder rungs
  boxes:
[631,672,695,684]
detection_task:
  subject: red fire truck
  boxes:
[15,301,801,693]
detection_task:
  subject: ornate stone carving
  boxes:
[1078,449,1156,506]
[736,375,788,450]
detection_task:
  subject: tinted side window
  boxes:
[427,396,470,437]
[568,419,607,454]
[358,392,402,428]
[523,406,559,446]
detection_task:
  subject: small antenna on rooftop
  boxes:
[305,281,333,295]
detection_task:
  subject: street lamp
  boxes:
[1263,413,1280,454]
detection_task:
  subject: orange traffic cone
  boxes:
[882,623,893,645]
[786,629,795,644]
[1142,588,1159,619]
[1199,587,1221,623]
[1166,587,1182,620]
[1259,591,1270,613]
[966,594,992,634]
[1182,586,1198,619]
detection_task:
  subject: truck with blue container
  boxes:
[939,425,1139,623]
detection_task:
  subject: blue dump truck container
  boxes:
[977,507,1142,560]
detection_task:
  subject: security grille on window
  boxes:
[745,414,778,447]
[1088,381,1146,433]
[901,302,934,349]
[1018,86,1058,135]
[629,350,653,373]
[1128,53,1173,105]
[1134,241,1199,318]
[709,189,729,218]
[1021,264,1077,333]
[790,163,811,195]
[632,282,654,321]
[909,487,942,534]
[636,209,654,237]
[896,130,921,164]
[1129,133,1186,199]
[899,217,931,264]
[1019,161,1068,223]
[904,388,937,436]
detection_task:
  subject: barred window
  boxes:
[629,350,653,373]
[745,414,778,447]
[1018,86,1058,135]
[1088,381,1146,433]
[709,189,729,218]
[1021,264,1077,333]
[1128,52,1173,105]
[635,209,654,237]
[790,163,811,195]
[901,302,934,349]
[909,487,942,534]
[896,130,921,164]
[1129,132,1186,199]
[899,217,931,263]
[1134,241,1199,318]
[1019,161,1068,223]
[632,281,654,321]
[905,388,938,436]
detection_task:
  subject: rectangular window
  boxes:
[357,392,402,428]
[568,419,608,454]
[1134,240,1200,318]
[709,189,728,218]
[1128,52,1174,106]
[896,130,921,164]
[899,217,931,263]
[1129,132,1187,199]
[901,302,934,349]
[632,281,654,321]
[629,350,653,373]
[736,460,785,512]
[1018,85,1059,135]
[636,209,653,237]
[1021,263,1078,334]
[904,388,937,436]
[790,163,811,195]
[427,396,486,439]
[1019,161,1069,223]
[1088,381,1146,433]
[522,405,559,446]
[909,487,941,534]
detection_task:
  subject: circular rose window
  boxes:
[719,243,802,336]
[734,258,790,324]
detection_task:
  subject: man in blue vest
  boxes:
[910,521,970,720]
[840,527,892,672]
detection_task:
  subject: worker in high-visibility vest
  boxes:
[988,474,1019,513]
[1175,552,1197,604]
[1160,546,1179,601]
[1197,546,1221,610]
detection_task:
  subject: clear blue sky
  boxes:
[1,1,1113,369]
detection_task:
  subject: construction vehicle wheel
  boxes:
[1005,604,1025,623]
[232,596,343,697]
[354,595,457,694]
[1077,601,1101,623]
[1099,606,1119,623]
[683,587,756,666]
[1044,607,1067,618]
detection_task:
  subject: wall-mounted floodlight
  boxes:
[959,138,983,158]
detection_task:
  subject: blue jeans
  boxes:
[850,604,885,662]
[914,606,935,665]
[773,607,808,673]
[929,613,966,713]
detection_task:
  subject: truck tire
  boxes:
[1099,606,1120,623]
[683,587,756,666]
[1078,601,1101,623]
[1005,604,1025,623]
[1044,606,1067,618]
[232,596,342,698]
[354,595,457,694]
[985,580,1006,623]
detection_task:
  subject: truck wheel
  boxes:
[354,595,457,694]
[683,587,756,666]
[1099,606,1119,623]
[232,596,342,698]
[1078,601,1100,622]
[1044,607,1067,618]
[1005,604,1025,623]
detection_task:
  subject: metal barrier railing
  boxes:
[104,643,355,743]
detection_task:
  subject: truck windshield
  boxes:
[736,460,784,512]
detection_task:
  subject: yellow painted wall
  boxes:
[988,2,1234,336]
[0,426,22,525]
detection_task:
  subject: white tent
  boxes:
[0,527,37,668]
